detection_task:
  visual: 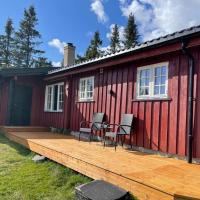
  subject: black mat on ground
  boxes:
[75,180,130,200]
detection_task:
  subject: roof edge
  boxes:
[48,25,200,75]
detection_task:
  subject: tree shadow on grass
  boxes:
[0,132,32,157]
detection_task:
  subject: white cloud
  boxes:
[118,0,200,41]
[52,61,61,67]
[48,38,66,54]
[91,0,108,23]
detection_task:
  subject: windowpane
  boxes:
[141,70,146,78]
[87,79,92,86]
[47,86,52,110]
[140,69,150,78]
[58,85,64,110]
[79,77,94,100]
[145,78,150,86]
[154,66,167,96]
[155,76,161,85]
[87,79,93,91]
[137,63,168,98]
[146,69,150,77]
[80,92,85,99]
[161,76,166,84]
[154,86,159,95]
[139,88,145,95]
[45,83,64,112]
[87,92,93,98]
[155,67,161,76]
[160,85,166,94]
[139,69,150,94]
[140,79,145,86]
[161,66,166,75]
[81,80,85,91]
[140,87,149,95]
[59,103,63,110]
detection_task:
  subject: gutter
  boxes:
[181,40,195,163]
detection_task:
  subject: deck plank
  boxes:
[1,129,200,200]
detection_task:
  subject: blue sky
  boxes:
[1,0,200,66]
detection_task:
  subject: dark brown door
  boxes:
[10,84,33,126]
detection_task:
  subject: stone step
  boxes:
[75,180,130,200]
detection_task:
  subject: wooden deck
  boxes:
[1,127,200,200]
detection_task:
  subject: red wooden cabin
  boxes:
[1,25,200,162]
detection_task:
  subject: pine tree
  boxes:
[0,35,5,68]
[0,18,15,68]
[110,24,120,53]
[124,13,139,49]
[75,54,86,63]
[85,31,103,59]
[14,6,44,68]
[34,57,52,68]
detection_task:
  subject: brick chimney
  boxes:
[64,43,75,67]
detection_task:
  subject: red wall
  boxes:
[35,81,71,128]
[1,47,200,159]
[0,75,67,127]
[0,76,45,126]
[42,48,200,159]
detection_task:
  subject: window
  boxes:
[79,76,94,101]
[45,82,64,112]
[136,62,168,99]
[46,86,53,110]
[58,84,64,110]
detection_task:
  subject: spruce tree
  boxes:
[76,54,86,63]
[85,31,103,59]
[110,24,120,53]
[0,18,15,68]
[34,57,52,68]
[124,13,139,49]
[14,6,44,68]
[0,36,5,68]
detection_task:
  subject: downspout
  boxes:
[181,40,195,163]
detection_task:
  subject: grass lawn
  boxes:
[0,133,91,200]
[0,132,138,200]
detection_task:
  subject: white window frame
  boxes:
[45,85,53,111]
[136,62,169,99]
[57,83,64,112]
[79,76,94,101]
[44,82,64,112]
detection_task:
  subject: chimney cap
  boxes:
[67,42,74,47]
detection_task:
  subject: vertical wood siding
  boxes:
[56,50,199,159]
[1,48,199,159]
[38,81,71,129]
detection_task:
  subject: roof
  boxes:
[0,67,58,77]
[48,25,200,75]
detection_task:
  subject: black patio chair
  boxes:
[103,114,134,150]
[79,112,105,142]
